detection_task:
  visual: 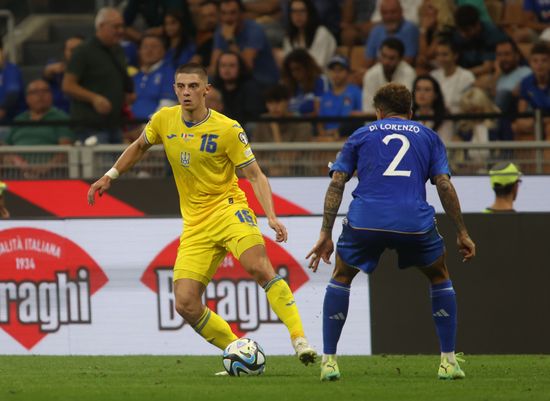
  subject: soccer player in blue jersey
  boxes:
[307,83,476,381]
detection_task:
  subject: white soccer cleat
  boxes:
[292,336,317,366]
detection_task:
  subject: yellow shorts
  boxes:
[173,203,265,286]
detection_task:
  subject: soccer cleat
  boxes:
[320,355,341,381]
[438,354,466,380]
[292,336,317,366]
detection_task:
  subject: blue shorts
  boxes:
[336,221,444,273]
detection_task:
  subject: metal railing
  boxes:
[1,141,550,179]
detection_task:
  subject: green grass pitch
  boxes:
[1,355,549,401]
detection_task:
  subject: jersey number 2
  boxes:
[382,134,411,177]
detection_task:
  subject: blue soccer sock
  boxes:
[323,278,351,355]
[430,280,457,353]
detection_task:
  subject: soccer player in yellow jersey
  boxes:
[87,63,316,367]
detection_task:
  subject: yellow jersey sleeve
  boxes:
[144,111,163,145]
[225,123,255,169]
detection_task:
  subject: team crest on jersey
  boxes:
[180,152,191,167]
[238,132,249,145]
[181,133,195,142]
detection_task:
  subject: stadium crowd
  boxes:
[1,0,550,171]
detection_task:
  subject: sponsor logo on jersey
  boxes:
[0,228,108,350]
[167,134,177,139]
[141,236,309,337]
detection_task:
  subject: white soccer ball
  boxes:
[222,338,266,376]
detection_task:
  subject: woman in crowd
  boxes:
[282,0,337,69]
[412,75,453,143]
[281,48,330,116]
[162,11,199,69]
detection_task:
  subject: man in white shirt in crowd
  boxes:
[430,38,475,114]
[362,37,415,114]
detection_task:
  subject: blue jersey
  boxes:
[330,117,450,233]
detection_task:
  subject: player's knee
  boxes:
[175,294,202,322]
[245,258,274,285]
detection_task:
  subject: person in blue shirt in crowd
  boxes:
[364,0,419,69]
[307,82,476,382]
[131,34,177,120]
[0,44,25,123]
[513,40,550,141]
[318,55,362,140]
[209,0,279,88]
[452,5,507,79]
[43,35,84,113]
[282,48,329,115]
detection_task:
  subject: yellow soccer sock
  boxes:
[264,276,305,340]
[192,307,238,350]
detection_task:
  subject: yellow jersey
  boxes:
[145,106,255,226]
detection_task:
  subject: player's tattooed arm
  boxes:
[434,174,467,234]
[322,171,349,233]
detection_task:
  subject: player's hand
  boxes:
[92,95,112,115]
[457,232,476,262]
[268,217,288,243]
[87,176,112,206]
[306,232,334,272]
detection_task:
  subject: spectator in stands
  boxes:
[281,48,330,116]
[431,39,475,114]
[5,80,75,179]
[209,0,279,88]
[63,7,134,144]
[43,35,84,113]
[340,0,376,47]
[0,44,25,123]
[242,0,284,47]
[123,0,195,42]
[212,50,265,123]
[370,0,423,26]
[205,86,224,112]
[282,0,337,70]
[253,84,313,175]
[195,0,219,68]
[7,80,74,146]
[452,5,507,79]
[0,181,8,218]
[364,0,420,69]
[484,162,522,213]
[163,11,199,69]
[513,41,550,140]
[318,55,363,140]
[131,35,177,120]
[412,75,453,143]
[456,87,499,167]
[362,37,416,114]
[494,40,532,112]
[254,84,313,142]
[415,0,455,74]
[516,0,550,42]
[491,39,532,141]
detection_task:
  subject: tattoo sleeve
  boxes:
[435,174,467,234]
[321,171,348,233]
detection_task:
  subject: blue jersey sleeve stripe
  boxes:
[236,158,256,169]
